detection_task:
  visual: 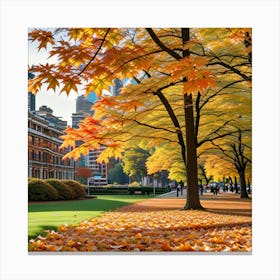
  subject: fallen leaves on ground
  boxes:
[29,210,251,252]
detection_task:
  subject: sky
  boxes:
[28,37,132,125]
[28,40,78,125]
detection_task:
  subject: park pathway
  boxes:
[118,192,252,217]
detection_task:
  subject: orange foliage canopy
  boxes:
[28,28,251,178]
[28,28,218,101]
[28,28,219,163]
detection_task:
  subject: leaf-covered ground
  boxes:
[29,196,252,252]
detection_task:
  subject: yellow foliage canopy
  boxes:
[29,28,251,181]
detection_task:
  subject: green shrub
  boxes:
[46,179,75,200]
[127,186,169,195]
[63,180,86,199]
[128,182,141,187]
[28,177,37,183]
[28,179,59,201]
[85,187,128,195]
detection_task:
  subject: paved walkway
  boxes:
[157,190,248,199]
[119,191,252,217]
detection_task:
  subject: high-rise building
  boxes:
[28,92,36,112]
[28,72,36,112]
[71,112,86,129]
[76,95,93,114]
[86,147,108,186]
[71,93,109,186]
[110,78,123,96]
[72,93,97,128]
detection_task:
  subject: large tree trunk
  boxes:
[239,169,249,198]
[147,28,203,210]
[183,93,204,210]
[181,28,203,210]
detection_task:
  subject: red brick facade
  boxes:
[28,112,75,179]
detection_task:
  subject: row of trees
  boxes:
[29,27,252,209]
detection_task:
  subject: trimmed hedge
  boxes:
[127,186,169,195]
[28,179,59,201]
[46,179,75,200]
[28,177,38,183]
[63,180,86,199]
[85,186,169,195]
[28,178,169,200]
[85,187,128,195]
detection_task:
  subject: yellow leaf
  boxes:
[28,77,42,94]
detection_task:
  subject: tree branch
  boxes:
[198,130,237,148]
[131,119,176,134]
[207,60,251,81]
[199,80,245,111]
[78,28,111,76]
[146,28,181,60]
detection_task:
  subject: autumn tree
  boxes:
[108,163,129,185]
[204,127,252,198]
[75,167,93,184]
[122,146,151,183]
[28,27,251,209]
[146,29,252,194]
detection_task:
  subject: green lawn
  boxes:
[28,195,150,240]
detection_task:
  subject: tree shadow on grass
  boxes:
[28,225,58,240]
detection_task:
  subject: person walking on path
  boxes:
[199,184,203,196]
[179,181,184,196]
[175,182,179,197]
[213,185,219,195]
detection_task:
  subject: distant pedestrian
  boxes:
[199,184,203,195]
[248,185,251,194]
[179,181,184,196]
[213,185,218,195]
[175,182,179,197]
[167,185,171,192]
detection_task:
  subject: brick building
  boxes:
[28,111,75,179]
